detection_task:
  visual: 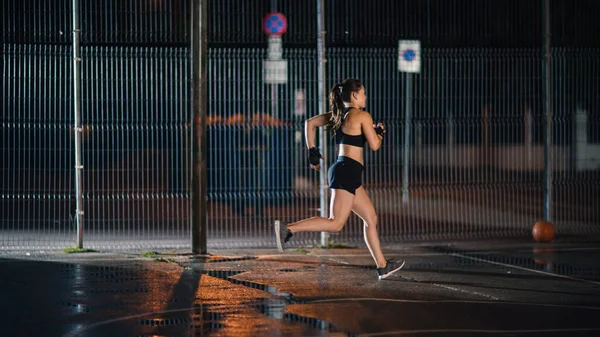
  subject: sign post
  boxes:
[316,0,329,247]
[398,40,421,203]
[263,12,288,120]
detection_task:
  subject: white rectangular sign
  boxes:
[264,60,288,84]
[294,89,306,116]
[268,36,283,60]
[398,40,421,73]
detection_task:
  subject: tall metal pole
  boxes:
[317,0,329,246]
[271,0,279,120]
[542,0,552,221]
[402,73,412,203]
[191,0,208,254]
[72,0,84,248]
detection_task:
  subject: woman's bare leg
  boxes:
[352,187,387,268]
[287,189,354,233]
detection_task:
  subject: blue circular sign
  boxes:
[263,12,287,36]
[403,49,416,62]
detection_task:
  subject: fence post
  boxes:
[542,0,553,221]
[72,0,84,248]
[402,73,412,203]
[524,106,532,170]
[573,109,588,171]
[191,0,208,254]
[317,0,329,247]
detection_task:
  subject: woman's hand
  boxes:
[308,147,322,171]
[374,122,386,137]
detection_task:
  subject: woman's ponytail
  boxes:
[329,83,345,132]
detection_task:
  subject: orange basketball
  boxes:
[532,220,556,242]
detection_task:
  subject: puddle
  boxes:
[201,268,352,335]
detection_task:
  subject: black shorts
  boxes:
[328,156,364,195]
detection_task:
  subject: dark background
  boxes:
[3,0,600,47]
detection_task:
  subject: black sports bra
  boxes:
[335,107,367,147]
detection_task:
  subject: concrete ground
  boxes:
[2,237,600,337]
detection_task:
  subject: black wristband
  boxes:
[374,126,386,137]
[308,147,322,166]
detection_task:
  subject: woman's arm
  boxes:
[304,112,331,149]
[361,112,384,151]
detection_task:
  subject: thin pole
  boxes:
[72,0,84,248]
[271,0,278,120]
[402,73,412,203]
[542,0,552,221]
[317,0,329,246]
[191,0,208,254]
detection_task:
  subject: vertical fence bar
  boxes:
[402,73,412,203]
[316,0,329,246]
[542,0,552,222]
[72,0,84,248]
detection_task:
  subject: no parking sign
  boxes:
[263,12,288,84]
[263,12,287,36]
[398,40,421,73]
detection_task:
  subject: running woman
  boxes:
[275,78,405,280]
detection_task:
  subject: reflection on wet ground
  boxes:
[1,239,600,336]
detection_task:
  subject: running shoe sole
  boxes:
[378,260,406,280]
[274,220,283,252]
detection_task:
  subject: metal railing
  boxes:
[2,43,598,251]
[2,0,600,252]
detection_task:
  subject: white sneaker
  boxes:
[274,220,293,252]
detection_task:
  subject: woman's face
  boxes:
[352,86,367,108]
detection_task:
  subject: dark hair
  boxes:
[329,78,363,132]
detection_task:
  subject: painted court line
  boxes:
[309,297,600,311]
[359,327,600,336]
[62,307,201,337]
[452,253,600,286]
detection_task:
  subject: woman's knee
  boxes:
[328,218,346,232]
[363,214,378,228]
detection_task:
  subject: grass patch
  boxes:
[142,251,160,257]
[153,257,177,264]
[63,246,98,254]
[294,248,311,255]
[315,240,352,249]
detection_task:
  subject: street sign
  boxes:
[398,40,421,73]
[264,60,288,84]
[263,12,287,36]
[268,36,283,60]
[294,89,306,116]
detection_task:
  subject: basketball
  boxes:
[532,220,556,242]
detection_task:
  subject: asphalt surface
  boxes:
[2,238,600,336]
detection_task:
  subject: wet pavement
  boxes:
[2,238,600,336]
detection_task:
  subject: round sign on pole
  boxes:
[402,49,416,62]
[263,12,287,36]
[398,40,421,73]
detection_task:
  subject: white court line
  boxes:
[452,253,600,286]
[309,297,600,311]
[63,307,208,337]
[255,247,600,257]
[64,298,600,337]
[319,256,351,265]
[256,245,600,259]
[359,327,600,336]
[314,253,443,257]
[259,253,450,258]
[522,246,600,252]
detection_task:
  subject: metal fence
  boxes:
[2,0,600,252]
[2,42,599,251]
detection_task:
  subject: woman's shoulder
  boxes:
[350,108,373,121]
